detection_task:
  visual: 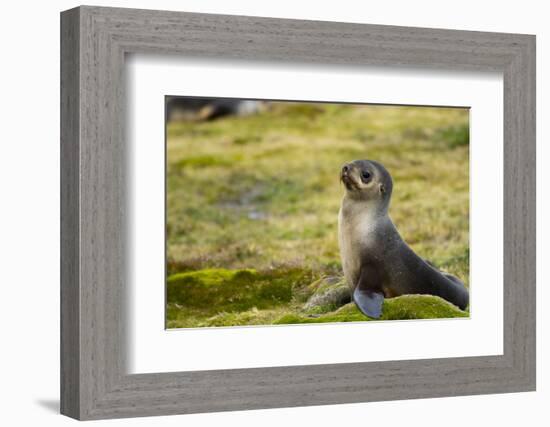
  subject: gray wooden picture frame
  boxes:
[60,5,536,421]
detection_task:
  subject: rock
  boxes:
[303,276,351,314]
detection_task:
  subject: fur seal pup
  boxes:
[338,159,469,319]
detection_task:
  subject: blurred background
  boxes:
[165,97,469,328]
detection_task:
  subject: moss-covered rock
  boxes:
[274,294,469,324]
[166,269,469,328]
[167,267,313,315]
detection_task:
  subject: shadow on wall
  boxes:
[35,399,59,414]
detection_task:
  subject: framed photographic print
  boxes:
[61,6,536,420]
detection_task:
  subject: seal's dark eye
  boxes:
[361,170,371,182]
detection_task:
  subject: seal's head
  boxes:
[340,160,393,208]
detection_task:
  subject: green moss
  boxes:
[167,267,313,315]
[167,268,469,328]
[274,295,468,324]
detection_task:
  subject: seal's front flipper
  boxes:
[353,287,384,319]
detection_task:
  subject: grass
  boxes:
[166,102,470,328]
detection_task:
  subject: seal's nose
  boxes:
[342,165,349,174]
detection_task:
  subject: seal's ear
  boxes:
[379,184,386,194]
[353,287,384,319]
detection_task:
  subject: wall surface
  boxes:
[0,0,546,425]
